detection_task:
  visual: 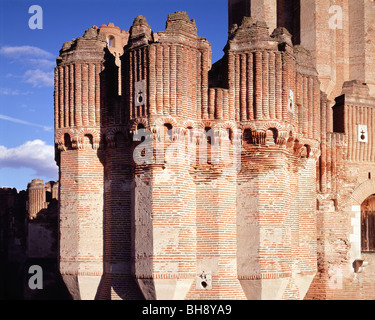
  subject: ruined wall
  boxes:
[0,181,68,300]
[26,179,59,259]
[0,188,27,299]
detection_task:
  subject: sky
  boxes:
[0,0,229,191]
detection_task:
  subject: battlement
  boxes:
[27,179,58,220]
[341,80,372,99]
[229,16,271,43]
[128,15,153,47]
[164,11,197,34]
[99,22,129,55]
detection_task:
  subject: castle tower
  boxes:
[27,179,47,220]
[124,12,213,300]
[228,0,375,100]
[55,9,321,300]
[300,0,375,100]
[55,2,375,300]
[55,27,108,300]
[222,15,320,299]
[98,23,129,95]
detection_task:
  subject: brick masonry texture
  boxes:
[53,1,375,300]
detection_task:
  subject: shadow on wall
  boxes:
[24,199,72,300]
[1,192,72,300]
[94,50,144,300]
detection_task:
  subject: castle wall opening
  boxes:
[361,194,375,252]
[277,0,300,45]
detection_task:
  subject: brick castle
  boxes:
[11,0,374,300]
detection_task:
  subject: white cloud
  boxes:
[28,58,56,70]
[0,140,58,178]
[0,45,55,88]
[23,69,54,88]
[0,114,52,131]
[0,45,54,59]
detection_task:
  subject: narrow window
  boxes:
[277,0,301,45]
[64,133,73,150]
[84,134,94,149]
[107,35,115,47]
[243,129,252,144]
[361,195,375,252]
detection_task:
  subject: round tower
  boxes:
[124,12,212,300]
[27,179,46,220]
[220,16,320,299]
[55,27,108,300]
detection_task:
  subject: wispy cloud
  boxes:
[28,58,56,70]
[0,114,52,131]
[0,45,55,88]
[23,69,54,88]
[0,45,54,59]
[0,140,57,178]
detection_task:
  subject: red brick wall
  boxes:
[102,133,143,300]
[54,6,375,300]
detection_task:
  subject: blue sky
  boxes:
[0,0,229,190]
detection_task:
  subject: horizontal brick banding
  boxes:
[53,8,375,301]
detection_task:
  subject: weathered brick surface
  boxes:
[54,2,375,300]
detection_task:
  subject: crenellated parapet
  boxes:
[55,127,102,151]
[124,12,211,123]
[55,27,107,144]
[98,23,129,64]
[223,17,320,146]
[27,179,47,220]
[27,179,58,220]
[226,19,293,125]
[55,23,130,155]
